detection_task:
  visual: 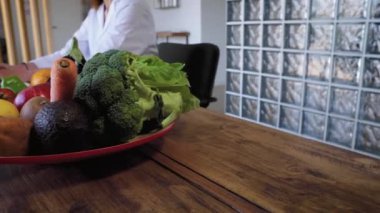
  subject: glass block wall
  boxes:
[225,0,380,159]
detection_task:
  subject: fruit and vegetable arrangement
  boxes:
[0,38,199,157]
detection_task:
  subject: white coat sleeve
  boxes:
[30,10,93,68]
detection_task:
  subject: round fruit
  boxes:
[20,96,49,121]
[0,99,19,118]
[14,83,51,110]
[30,68,51,86]
[32,100,92,154]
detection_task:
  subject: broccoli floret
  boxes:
[92,116,106,135]
[103,49,120,61]
[74,50,162,145]
[106,95,144,141]
[74,74,100,116]
[91,65,124,108]
[74,48,199,146]
[108,50,136,71]
[79,53,107,78]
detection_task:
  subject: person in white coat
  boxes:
[0,0,157,81]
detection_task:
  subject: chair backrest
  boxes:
[0,0,53,64]
[157,42,219,108]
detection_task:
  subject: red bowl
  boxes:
[0,122,175,164]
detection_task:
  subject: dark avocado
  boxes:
[31,100,93,154]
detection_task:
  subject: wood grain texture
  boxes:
[41,0,53,54]
[141,145,267,213]
[149,108,380,212]
[0,0,16,64]
[15,0,30,62]
[0,150,233,212]
[29,0,43,57]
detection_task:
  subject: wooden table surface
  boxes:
[1,108,380,212]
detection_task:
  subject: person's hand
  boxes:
[0,63,37,82]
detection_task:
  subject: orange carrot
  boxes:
[50,58,78,102]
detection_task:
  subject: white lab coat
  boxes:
[31,0,157,68]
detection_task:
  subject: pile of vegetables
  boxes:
[0,38,200,156]
[74,49,200,144]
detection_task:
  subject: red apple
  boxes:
[0,88,16,102]
[14,83,51,110]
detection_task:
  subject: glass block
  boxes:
[333,56,361,85]
[227,25,241,46]
[244,50,260,72]
[285,24,306,49]
[226,94,240,115]
[263,24,283,48]
[226,72,241,93]
[302,111,325,140]
[283,53,305,78]
[281,80,303,106]
[367,23,380,54]
[311,0,335,19]
[263,51,281,74]
[329,87,358,118]
[371,0,380,19]
[335,24,365,52]
[245,0,261,20]
[327,117,354,147]
[244,24,261,47]
[360,91,380,122]
[227,49,241,70]
[363,58,380,89]
[306,54,331,81]
[242,97,258,120]
[285,0,308,20]
[304,83,328,111]
[356,123,380,155]
[309,24,334,51]
[260,101,278,126]
[339,0,367,18]
[280,106,300,132]
[227,1,242,22]
[261,76,279,101]
[243,74,259,96]
[264,0,282,20]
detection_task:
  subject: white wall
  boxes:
[50,0,83,50]
[150,0,202,44]
[200,0,226,86]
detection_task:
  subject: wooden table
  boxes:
[1,108,380,212]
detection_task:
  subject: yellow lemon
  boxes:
[0,99,19,118]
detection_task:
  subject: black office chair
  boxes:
[157,42,219,108]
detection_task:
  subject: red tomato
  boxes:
[0,88,16,102]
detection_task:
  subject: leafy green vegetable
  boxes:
[65,37,86,73]
[74,49,199,145]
